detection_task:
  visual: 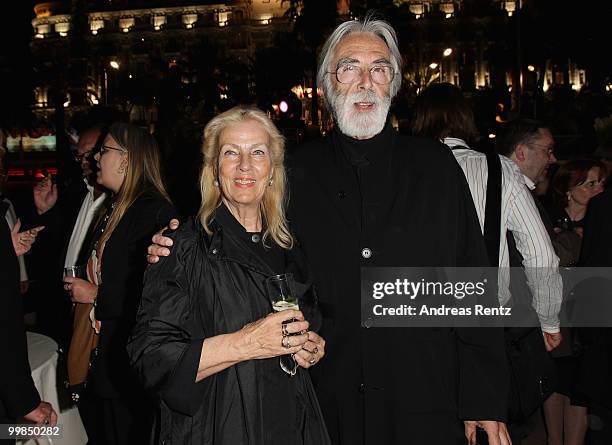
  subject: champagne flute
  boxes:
[64,265,85,279]
[266,274,299,376]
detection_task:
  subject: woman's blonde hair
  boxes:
[198,105,293,249]
[98,122,170,249]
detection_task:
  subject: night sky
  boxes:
[1,0,610,129]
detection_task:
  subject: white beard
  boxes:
[331,89,391,139]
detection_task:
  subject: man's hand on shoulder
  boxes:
[147,218,180,264]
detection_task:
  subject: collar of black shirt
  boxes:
[332,119,395,168]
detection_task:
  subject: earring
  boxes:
[268,178,273,186]
[117,165,126,175]
[213,180,219,187]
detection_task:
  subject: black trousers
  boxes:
[78,388,152,445]
[402,413,467,445]
[359,412,468,445]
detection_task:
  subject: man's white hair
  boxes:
[317,15,403,111]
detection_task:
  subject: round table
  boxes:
[18,332,88,445]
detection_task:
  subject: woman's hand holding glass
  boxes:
[237,309,309,360]
[63,277,98,304]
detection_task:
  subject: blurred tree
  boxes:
[254,32,306,107]
[284,0,337,126]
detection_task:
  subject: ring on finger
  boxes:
[282,336,291,349]
[281,323,289,337]
[308,357,316,365]
[312,346,318,355]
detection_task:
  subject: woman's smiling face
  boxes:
[217,119,272,213]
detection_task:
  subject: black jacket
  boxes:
[0,213,40,422]
[573,189,612,408]
[127,216,330,445]
[28,179,93,348]
[89,193,175,398]
[287,127,509,444]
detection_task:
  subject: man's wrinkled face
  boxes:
[329,32,392,139]
[523,128,557,184]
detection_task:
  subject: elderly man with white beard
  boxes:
[146,16,511,445]
[287,18,511,445]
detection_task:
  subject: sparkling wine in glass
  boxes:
[63,265,85,279]
[267,274,299,376]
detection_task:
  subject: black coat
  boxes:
[0,213,40,422]
[127,216,331,445]
[573,189,612,408]
[287,127,509,444]
[28,179,92,348]
[89,193,175,398]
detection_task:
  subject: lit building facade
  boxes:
[30,0,589,126]
[30,0,292,123]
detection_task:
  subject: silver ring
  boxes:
[281,324,289,337]
[312,347,318,355]
[308,357,316,365]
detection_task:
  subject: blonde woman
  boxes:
[127,106,330,445]
[64,122,175,444]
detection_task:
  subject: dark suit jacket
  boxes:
[573,189,612,408]
[0,214,40,422]
[89,193,176,398]
[28,179,92,348]
[580,189,612,267]
[287,128,509,444]
[31,178,90,272]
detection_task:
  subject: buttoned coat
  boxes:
[287,128,509,444]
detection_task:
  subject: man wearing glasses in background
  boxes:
[498,120,558,193]
[31,124,107,345]
[30,124,108,441]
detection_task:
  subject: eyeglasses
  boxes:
[73,150,92,162]
[329,64,396,85]
[528,142,555,156]
[99,145,127,155]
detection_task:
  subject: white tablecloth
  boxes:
[18,332,88,445]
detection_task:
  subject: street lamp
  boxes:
[428,48,453,83]
[104,60,121,105]
[439,48,454,82]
